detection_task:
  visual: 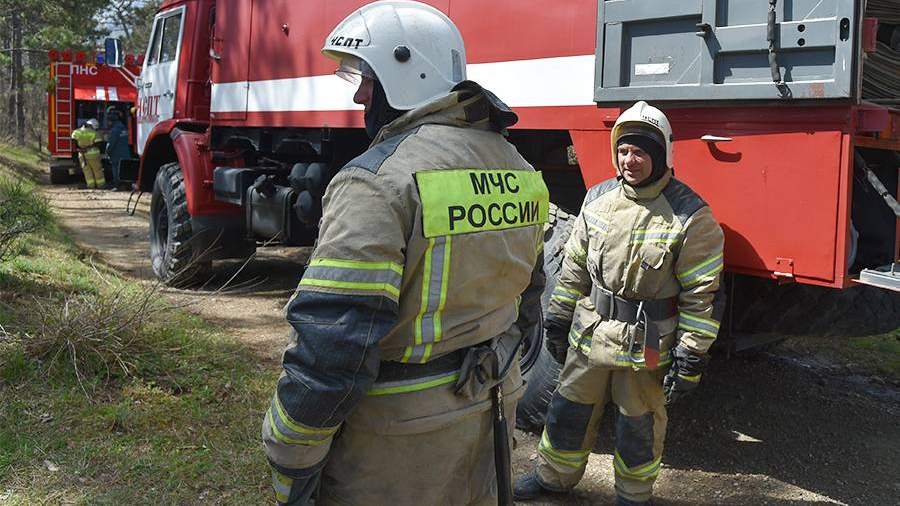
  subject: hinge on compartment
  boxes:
[773,257,794,283]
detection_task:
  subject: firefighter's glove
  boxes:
[544,319,570,364]
[663,344,709,405]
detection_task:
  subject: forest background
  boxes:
[0,0,159,147]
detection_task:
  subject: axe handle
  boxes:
[492,382,513,506]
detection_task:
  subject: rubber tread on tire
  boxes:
[150,162,210,286]
[516,203,576,433]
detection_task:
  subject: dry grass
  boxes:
[8,284,175,394]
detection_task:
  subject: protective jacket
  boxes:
[71,126,101,154]
[546,170,725,369]
[71,126,105,188]
[106,121,130,163]
[263,81,547,505]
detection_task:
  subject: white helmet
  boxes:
[86,119,99,129]
[322,0,466,110]
[610,101,674,170]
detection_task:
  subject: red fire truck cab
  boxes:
[47,49,142,184]
[114,0,899,294]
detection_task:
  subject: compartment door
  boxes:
[209,0,253,120]
[594,0,858,103]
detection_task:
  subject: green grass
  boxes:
[0,153,278,504]
[782,329,900,379]
[0,141,49,182]
[0,320,276,505]
[0,141,47,167]
[846,330,900,377]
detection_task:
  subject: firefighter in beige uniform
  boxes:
[71,119,106,189]
[261,2,547,505]
[514,101,726,505]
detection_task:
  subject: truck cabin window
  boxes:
[159,13,183,63]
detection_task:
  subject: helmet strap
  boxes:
[365,79,405,139]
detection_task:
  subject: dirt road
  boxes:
[44,182,899,505]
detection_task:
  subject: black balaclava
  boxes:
[616,130,667,187]
[365,79,406,139]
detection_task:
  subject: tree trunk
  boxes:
[6,19,15,139]
[12,11,25,145]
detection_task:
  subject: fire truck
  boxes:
[109,0,899,425]
[47,49,142,184]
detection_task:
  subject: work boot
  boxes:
[513,469,564,500]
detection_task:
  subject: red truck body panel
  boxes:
[151,0,899,289]
[48,55,141,158]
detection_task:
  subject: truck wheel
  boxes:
[150,162,211,286]
[727,273,900,341]
[49,163,70,184]
[516,203,575,433]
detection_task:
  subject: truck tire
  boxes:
[49,163,70,184]
[150,162,211,286]
[728,273,900,340]
[516,203,576,433]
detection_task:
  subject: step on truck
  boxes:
[48,49,142,184]
[107,0,900,427]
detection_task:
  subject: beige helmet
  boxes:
[610,101,674,170]
[322,0,466,110]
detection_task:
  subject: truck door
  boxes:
[594,0,858,102]
[137,6,185,154]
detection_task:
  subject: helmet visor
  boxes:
[335,55,376,85]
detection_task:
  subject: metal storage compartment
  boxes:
[594,0,859,102]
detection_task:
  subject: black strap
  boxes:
[376,348,467,383]
[591,285,675,368]
[590,285,677,324]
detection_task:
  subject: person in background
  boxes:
[71,119,105,189]
[105,108,130,190]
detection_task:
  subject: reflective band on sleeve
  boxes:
[552,285,585,309]
[368,370,460,396]
[402,235,451,364]
[678,373,701,383]
[415,169,549,238]
[298,257,403,300]
[613,452,661,482]
[677,252,724,288]
[677,311,720,338]
[614,349,672,369]
[272,469,293,504]
[631,228,681,245]
[566,242,587,267]
[538,430,591,469]
[267,394,339,446]
[567,326,592,355]
[551,293,578,307]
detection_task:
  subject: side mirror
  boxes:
[104,38,124,68]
